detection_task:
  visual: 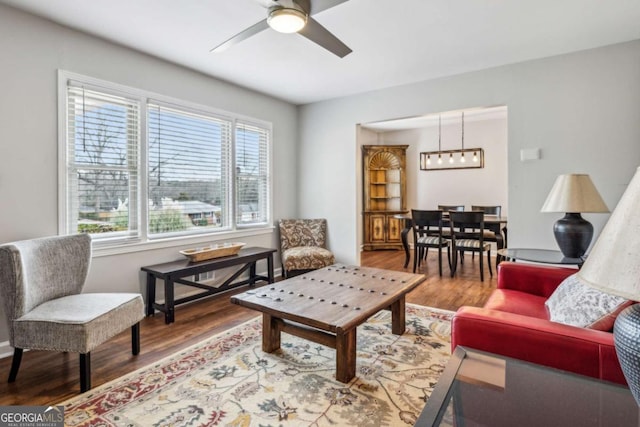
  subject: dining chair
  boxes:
[437,205,465,239]
[411,209,451,276]
[449,211,493,281]
[470,205,501,216]
[438,205,465,212]
[471,205,505,267]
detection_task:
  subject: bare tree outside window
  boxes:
[68,87,138,235]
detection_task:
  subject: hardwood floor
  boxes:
[0,249,496,406]
[363,249,497,311]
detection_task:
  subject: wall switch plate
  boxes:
[520,148,541,161]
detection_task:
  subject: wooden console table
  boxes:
[143,246,276,324]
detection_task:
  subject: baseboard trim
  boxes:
[0,340,13,360]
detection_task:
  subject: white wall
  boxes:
[0,5,298,345]
[374,115,508,215]
[298,40,640,266]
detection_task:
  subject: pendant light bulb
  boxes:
[473,151,478,162]
[460,152,466,163]
[426,154,431,165]
[437,154,442,165]
[449,153,454,164]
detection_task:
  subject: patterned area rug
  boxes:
[61,304,452,427]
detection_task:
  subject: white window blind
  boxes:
[61,72,272,248]
[147,102,232,236]
[66,84,140,238]
[235,121,270,226]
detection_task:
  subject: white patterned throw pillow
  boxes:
[545,273,632,330]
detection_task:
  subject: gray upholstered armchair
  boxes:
[0,234,144,392]
[278,219,335,278]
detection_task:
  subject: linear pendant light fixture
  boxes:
[420,111,484,171]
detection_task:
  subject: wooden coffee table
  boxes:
[230,264,425,383]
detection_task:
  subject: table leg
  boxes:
[391,297,406,335]
[336,329,357,383]
[495,235,505,268]
[502,226,508,249]
[145,273,156,316]
[262,313,281,352]
[401,218,411,268]
[496,226,508,267]
[165,277,175,324]
[267,253,274,283]
[249,261,257,286]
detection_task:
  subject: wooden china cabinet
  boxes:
[362,145,408,250]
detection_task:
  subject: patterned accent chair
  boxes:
[0,234,144,392]
[278,219,335,278]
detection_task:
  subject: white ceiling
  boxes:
[361,106,508,132]
[3,0,640,105]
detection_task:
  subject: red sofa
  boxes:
[451,262,627,385]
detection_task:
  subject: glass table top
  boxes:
[416,347,638,427]
[498,248,585,266]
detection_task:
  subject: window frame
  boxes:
[58,70,273,255]
[234,119,271,229]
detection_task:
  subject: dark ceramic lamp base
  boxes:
[614,304,640,406]
[553,212,593,258]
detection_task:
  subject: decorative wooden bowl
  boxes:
[180,242,245,262]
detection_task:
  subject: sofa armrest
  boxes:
[497,262,576,298]
[452,306,626,385]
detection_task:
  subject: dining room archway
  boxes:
[357,105,508,253]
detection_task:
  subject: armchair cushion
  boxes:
[545,273,632,331]
[282,247,335,272]
[14,293,144,353]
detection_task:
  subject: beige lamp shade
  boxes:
[577,167,640,300]
[541,174,609,213]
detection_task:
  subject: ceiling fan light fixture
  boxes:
[267,7,307,33]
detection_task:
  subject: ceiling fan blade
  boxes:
[298,16,352,58]
[309,0,350,15]
[255,0,280,7]
[210,19,270,53]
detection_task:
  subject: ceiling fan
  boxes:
[210,0,352,58]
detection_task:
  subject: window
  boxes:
[65,85,140,239]
[60,72,272,248]
[235,122,270,226]
[147,102,231,236]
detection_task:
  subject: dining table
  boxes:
[394,213,508,268]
